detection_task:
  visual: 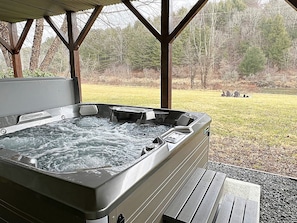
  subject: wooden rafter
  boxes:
[121,0,209,108]
[44,6,103,103]
[74,5,104,49]
[0,36,13,54]
[286,0,297,10]
[44,16,69,47]
[122,0,174,108]
[45,6,104,51]
[0,19,33,54]
[168,0,208,43]
[15,19,34,53]
[0,19,34,77]
[122,0,161,41]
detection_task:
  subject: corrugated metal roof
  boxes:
[0,0,122,23]
[1,0,296,23]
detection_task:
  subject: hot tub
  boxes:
[0,103,211,223]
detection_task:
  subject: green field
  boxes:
[82,84,297,176]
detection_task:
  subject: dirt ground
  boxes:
[209,135,297,178]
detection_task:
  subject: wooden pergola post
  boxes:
[160,0,172,109]
[67,11,81,103]
[122,0,208,108]
[0,20,33,77]
[45,5,103,103]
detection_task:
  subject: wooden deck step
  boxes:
[214,194,259,223]
[163,168,226,223]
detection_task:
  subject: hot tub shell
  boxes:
[0,78,211,223]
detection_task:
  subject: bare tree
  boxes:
[39,16,67,71]
[192,8,217,89]
[29,18,44,71]
[0,21,12,68]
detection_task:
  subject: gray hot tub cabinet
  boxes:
[0,78,211,223]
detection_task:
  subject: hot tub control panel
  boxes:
[164,130,189,151]
[164,131,186,144]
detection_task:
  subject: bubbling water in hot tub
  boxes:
[0,117,170,172]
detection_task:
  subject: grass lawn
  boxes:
[82,84,297,177]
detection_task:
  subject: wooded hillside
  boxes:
[1,0,296,91]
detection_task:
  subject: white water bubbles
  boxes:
[0,117,170,173]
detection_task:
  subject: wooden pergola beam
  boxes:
[44,6,103,103]
[44,16,69,47]
[15,19,34,52]
[0,36,13,54]
[8,23,23,78]
[286,0,297,10]
[122,0,208,108]
[122,0,172,108]
[74,5,104,49]
[45,6,103,51]
[6,19,33,77]
[168,0,208,43]
[122,0,161,41]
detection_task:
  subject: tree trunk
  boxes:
[29,18,44,71]
[202,65,208,89]
[39,16,67,71]
[190,64,196,89]
[0,21,13,68]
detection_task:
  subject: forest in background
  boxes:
[0,0,297,92]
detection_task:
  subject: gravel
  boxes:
[208,161,297,223]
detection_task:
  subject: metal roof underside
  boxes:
[0,0,124,23]
[1,0,296,23]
